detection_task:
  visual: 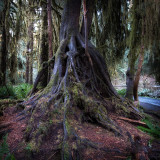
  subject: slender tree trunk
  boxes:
[10,50,18,84]
[40,4,49,87]
[25,48,30,84]
[81,0,94,37]
[0,24,7,85]
[40,6,48,65]
[133,46,144,101]
[0,0,10,86]
[94,10,100,47]
[47,0,53,59]
[125,62,135,100]
[9,10,22,84]
[26,21,34,84]
[29,22,34,85]
[125,0,139,100]
[82,0,93,66]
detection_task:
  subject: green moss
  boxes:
[63,142,70,160]
[65,119,71,135]
[26,141,37,152]
[42,72,59,95]
[26,126,32,134]
[38,122,48,134]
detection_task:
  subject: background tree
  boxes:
[0,0,10,86]
[126,0,160,100]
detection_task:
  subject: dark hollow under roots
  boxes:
[16,34,142,159]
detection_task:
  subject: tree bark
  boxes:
[133,46,144,101]
[26,22,34,84]
[10,51,18,84]
[82,0,93,66]
[47,0,53,59]
[0,0,10,86]
[81,0,95,37]
[125,65,135,100]
[40,4,49,87]
[25,51,30,84]
[60,0,81,40]
[29,22,34,85]
[0,24,7,85]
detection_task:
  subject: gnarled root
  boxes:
[16,35,142,159]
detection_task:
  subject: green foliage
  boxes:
[14,83,32,99]
[0,134,16,160]
[0,86,16,99]
[137,118,160,138]
[0,83,32,100]
[117,89,126,97]
[25,143,32,159]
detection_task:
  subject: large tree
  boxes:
[18,0,141,159]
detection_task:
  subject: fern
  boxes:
[138,118,160,138]
[0,134,16,160]
[14,83,32,99]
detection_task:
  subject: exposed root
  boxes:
[15,35,142,159]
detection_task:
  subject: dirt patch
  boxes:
[0,106,160,160]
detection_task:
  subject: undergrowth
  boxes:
[14,83,32,99]
[138,118,160,138]
[0,83,32,100]
[117,89,126,97]
[0,134,15,160]
[0,86,16,99]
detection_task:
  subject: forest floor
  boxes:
[0,105,160,160]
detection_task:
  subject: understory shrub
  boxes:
[117,89,126,97]
[137,118,160,138]
[14,83,32,99]
[0,83,32,100]
[0,85,16,99]
[0,134,15,160]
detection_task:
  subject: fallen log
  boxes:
[117,117,148,127]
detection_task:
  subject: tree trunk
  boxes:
[133,46,144,101]
[125,64,135,100]
[17,0,141,159]
[25,51,30,84]
[47,0,53,59]
[81,0,94,38]
[0,0,10,86]
[39,4,49,88]
[29,52,33,85]
[0,24,7,86]
[9,10,22,84]
[10,51,18,84]
[25,1,34,84]
[82,0,93,66]
[29,23,34,85]
[26,20,34,84]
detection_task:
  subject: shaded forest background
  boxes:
[0,0,160,101]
